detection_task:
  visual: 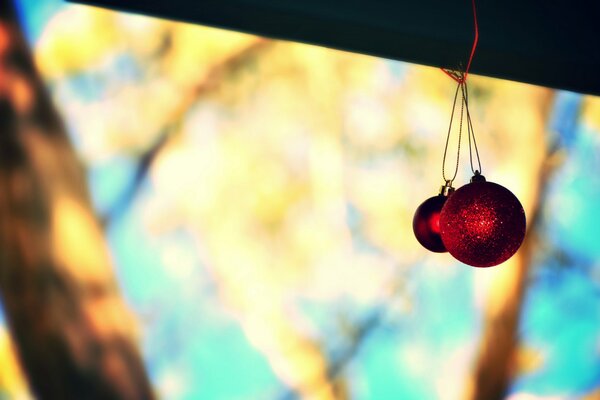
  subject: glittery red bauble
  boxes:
[439,175,526,267]
[413,195,448,253]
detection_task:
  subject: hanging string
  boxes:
[462,80,482,174]
[442,75,483,183]
[441,77,464,184]
[440,0,481,184]
[440,0,479,84]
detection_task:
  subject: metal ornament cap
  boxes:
[439,174,526,267]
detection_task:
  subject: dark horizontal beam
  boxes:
[68,0,600,96]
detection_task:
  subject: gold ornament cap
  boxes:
[439,181,456,197]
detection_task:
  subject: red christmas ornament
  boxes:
[413,185,454,253]
[439,173,526,267]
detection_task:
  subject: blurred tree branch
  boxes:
[0,1,153,398]
[278,280,408,400]
[103,37,271,225]
[278,310,383,400]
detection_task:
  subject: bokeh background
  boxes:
[1,0,600,398]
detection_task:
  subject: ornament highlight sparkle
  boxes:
[439,173,526,267]
[413,184,454,253]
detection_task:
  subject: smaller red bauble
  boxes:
[439,174,526,267]
[413,190,452,253]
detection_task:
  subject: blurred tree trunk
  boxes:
[0,1,153,399]
[465,86,555,400]
[467,229,533,400]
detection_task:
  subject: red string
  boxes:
[441,0,479,83]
